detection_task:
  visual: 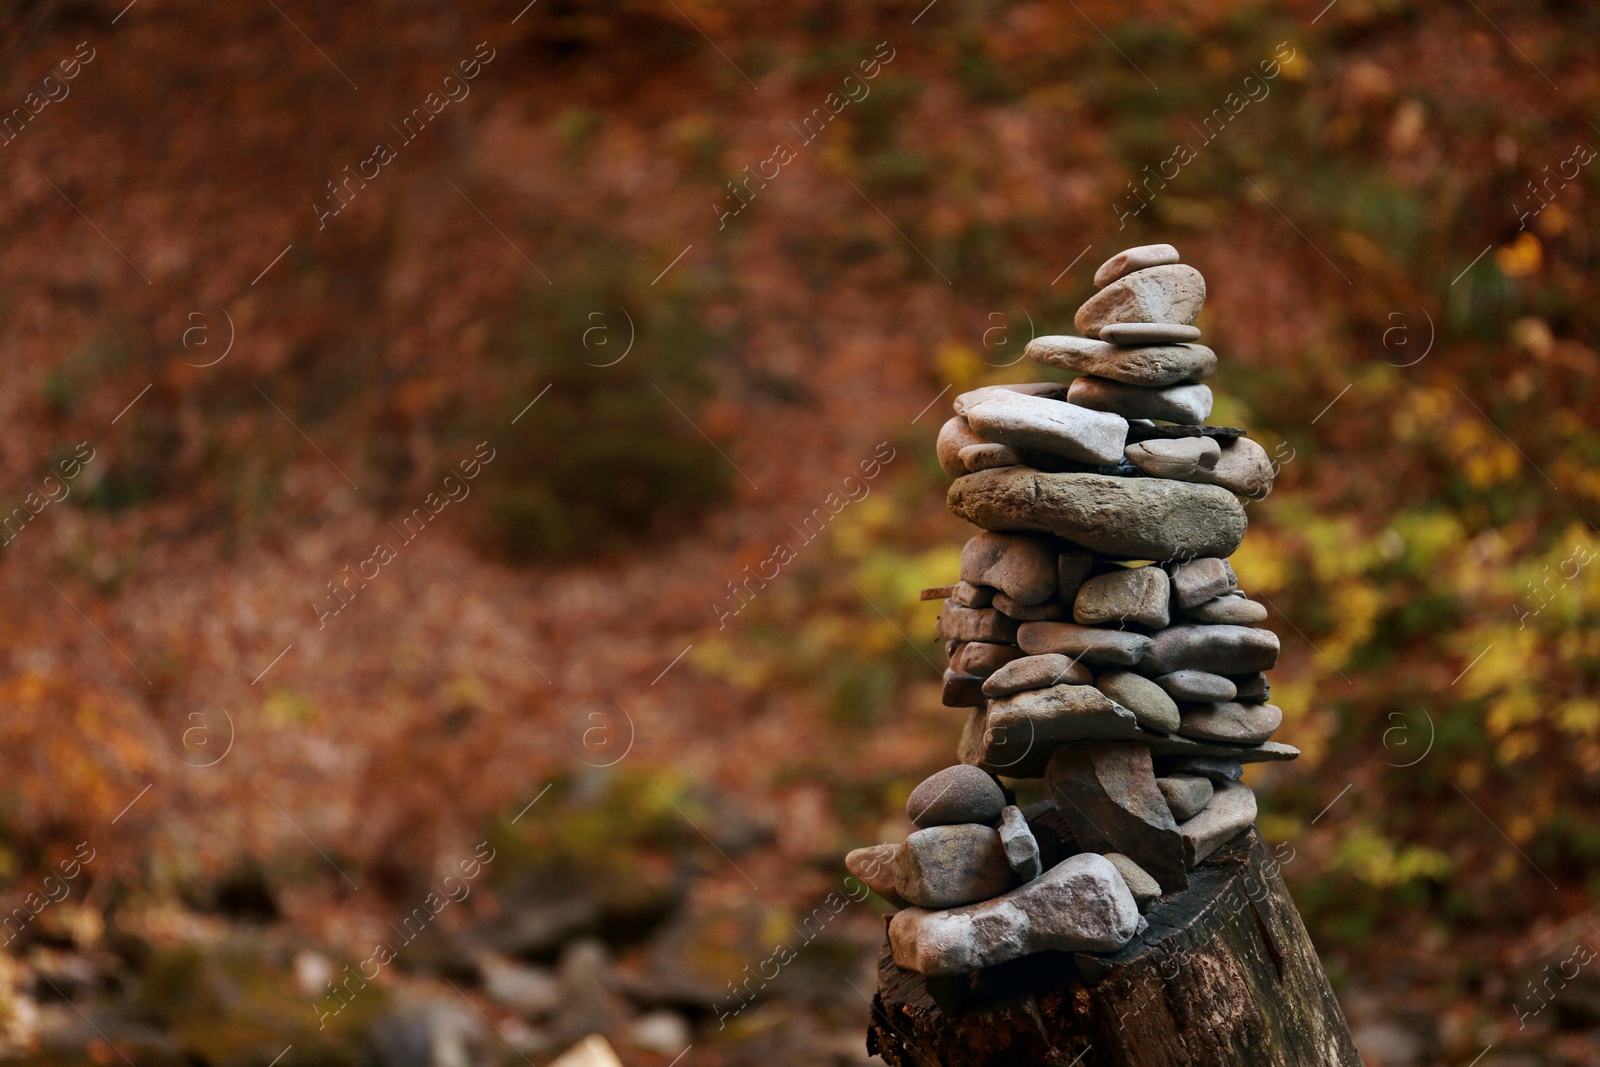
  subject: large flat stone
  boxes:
[949,468,1248,560]
[1178,702,1283,745]
[1017,622,1153,666]
[981,653,1093,697]
[1046,743,1188,892]
[888,853,1140,976]
[895,824,1012,908]
[1148,624,1280,674]
[1026,335,1217,387]
[964,391,1128,466]
[1067,377,1213,426]
[1075,264,1207,334]
[952,382,1069,416]
[1178,781,1257,866]
[1073,566,1170,629]
[960,532,1058,606]
[986,684,1144,748]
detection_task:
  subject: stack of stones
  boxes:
[845,244,1296,977]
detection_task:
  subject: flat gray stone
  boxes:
[1178,781,1257,866]
[937,416,986,477]
[1096,670,1180,733]
[1188,594,1268,625]
[1155,774,1214,821]
[846,843,908,907]
[1231,672,1270,702]
[1188,436,1275,499]
[1169,558,1235,609]
[1154,670,1238,702]
[1067,377,1213,425]
[895,824,1012,908]
[1075,264,1206,335]
[949,581,993,608]
[1047,743,1188,891]
[952,382,1069,416]
[1094,244,1180,287]
[936,602,1020,644]
[1102,852,1161,908]
[981,654,1093,698]
[961,532,1058,606]
[997,805,1042,882]
[1179,702,1283,745]
[950,641,1024,677]
[965,391,1128,466]
[1025,335,1217,388]
[948,469,1249,561]
[1149,624,1279,674]
[1073,566,1170,629]
[985,684,1143,749]
[907,765,1006,828]
[992,592,1065,621]
[1099,323,1202,344]
[1017,622,1153,666]
[1125,437,1221,479]
[888,853,1140,975]
[1145,735,1300,763]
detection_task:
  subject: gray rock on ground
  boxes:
[1073,566,1171,629]
[1075,264,1206,335]
[1100,323,1203,344]
[1179,702,1284,745]
[1094,244,1180,287]
[1169,557,1236,609]
[1178,780,1257,866]
[1149,624,1280,674]
[1046,743,1188,891]
[1125,436,1221,479]
[1155,774,1215,821]
[1017,622,1153,666]
[937,416,986,476]
[961,531,1058,606]
[907,765,1006,828]
[964,390,1129,466]
[888,853,1139,976]
[936,602,1020,644]
[846,843,909,908]
[895,824,1013,908]
[949,468,1249,561]
[1103,852,1162,908]
[1154,670,1238,702]
[1096,670,1181,733]
[981,653,1094,697]
[1025,335,1217,387]
[1067,377,1213,425]
[997,805,1043,882]
[1187,593,1268,624]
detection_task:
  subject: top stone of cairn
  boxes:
[1093,243,1180,287]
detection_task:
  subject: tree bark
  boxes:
[867,827,1360,1067]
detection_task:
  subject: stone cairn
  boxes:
[846,244,1296,977]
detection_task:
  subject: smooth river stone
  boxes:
[1148,624,1280,674]
[888,853,1140,976]
[1094,244,1180,287]
[936,602,1019,644]
[895,824,1012,908]
[961,531,1058,606]
[952,382,1069,416]
[1155,774,1214,821]
[985,684,1143,748]
[950,641,1024,676]
[1099,323,1202,344]
[997,805,1043,882]
[964,391,1128,466]
[948,468,1249,561]
[1178,780,1257,866]
[846,843,908,907]
[1103,852,1162,908]
[1026,335,1217,387]
[1126,435,1222,483]
[1017,622,1152,666]
[1196,436,1276,499]
[1073,566,1171,629]
[959,442,1023,472]
[1096,670,1180,733]
[1169,557,1235,609]
[981,653,1093,697]
[1179,702,1284,745]
[908,765,1007,828]
[1187,593,1268,625]
[937,416,986,477]
[1154,670,1238,702]
[1046,743,1188,891]
[1075,264,1207,335]
[1068,377,1213,426]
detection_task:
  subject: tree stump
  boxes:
[867,828,1360,1066]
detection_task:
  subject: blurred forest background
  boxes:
[0,0,1597,1064]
